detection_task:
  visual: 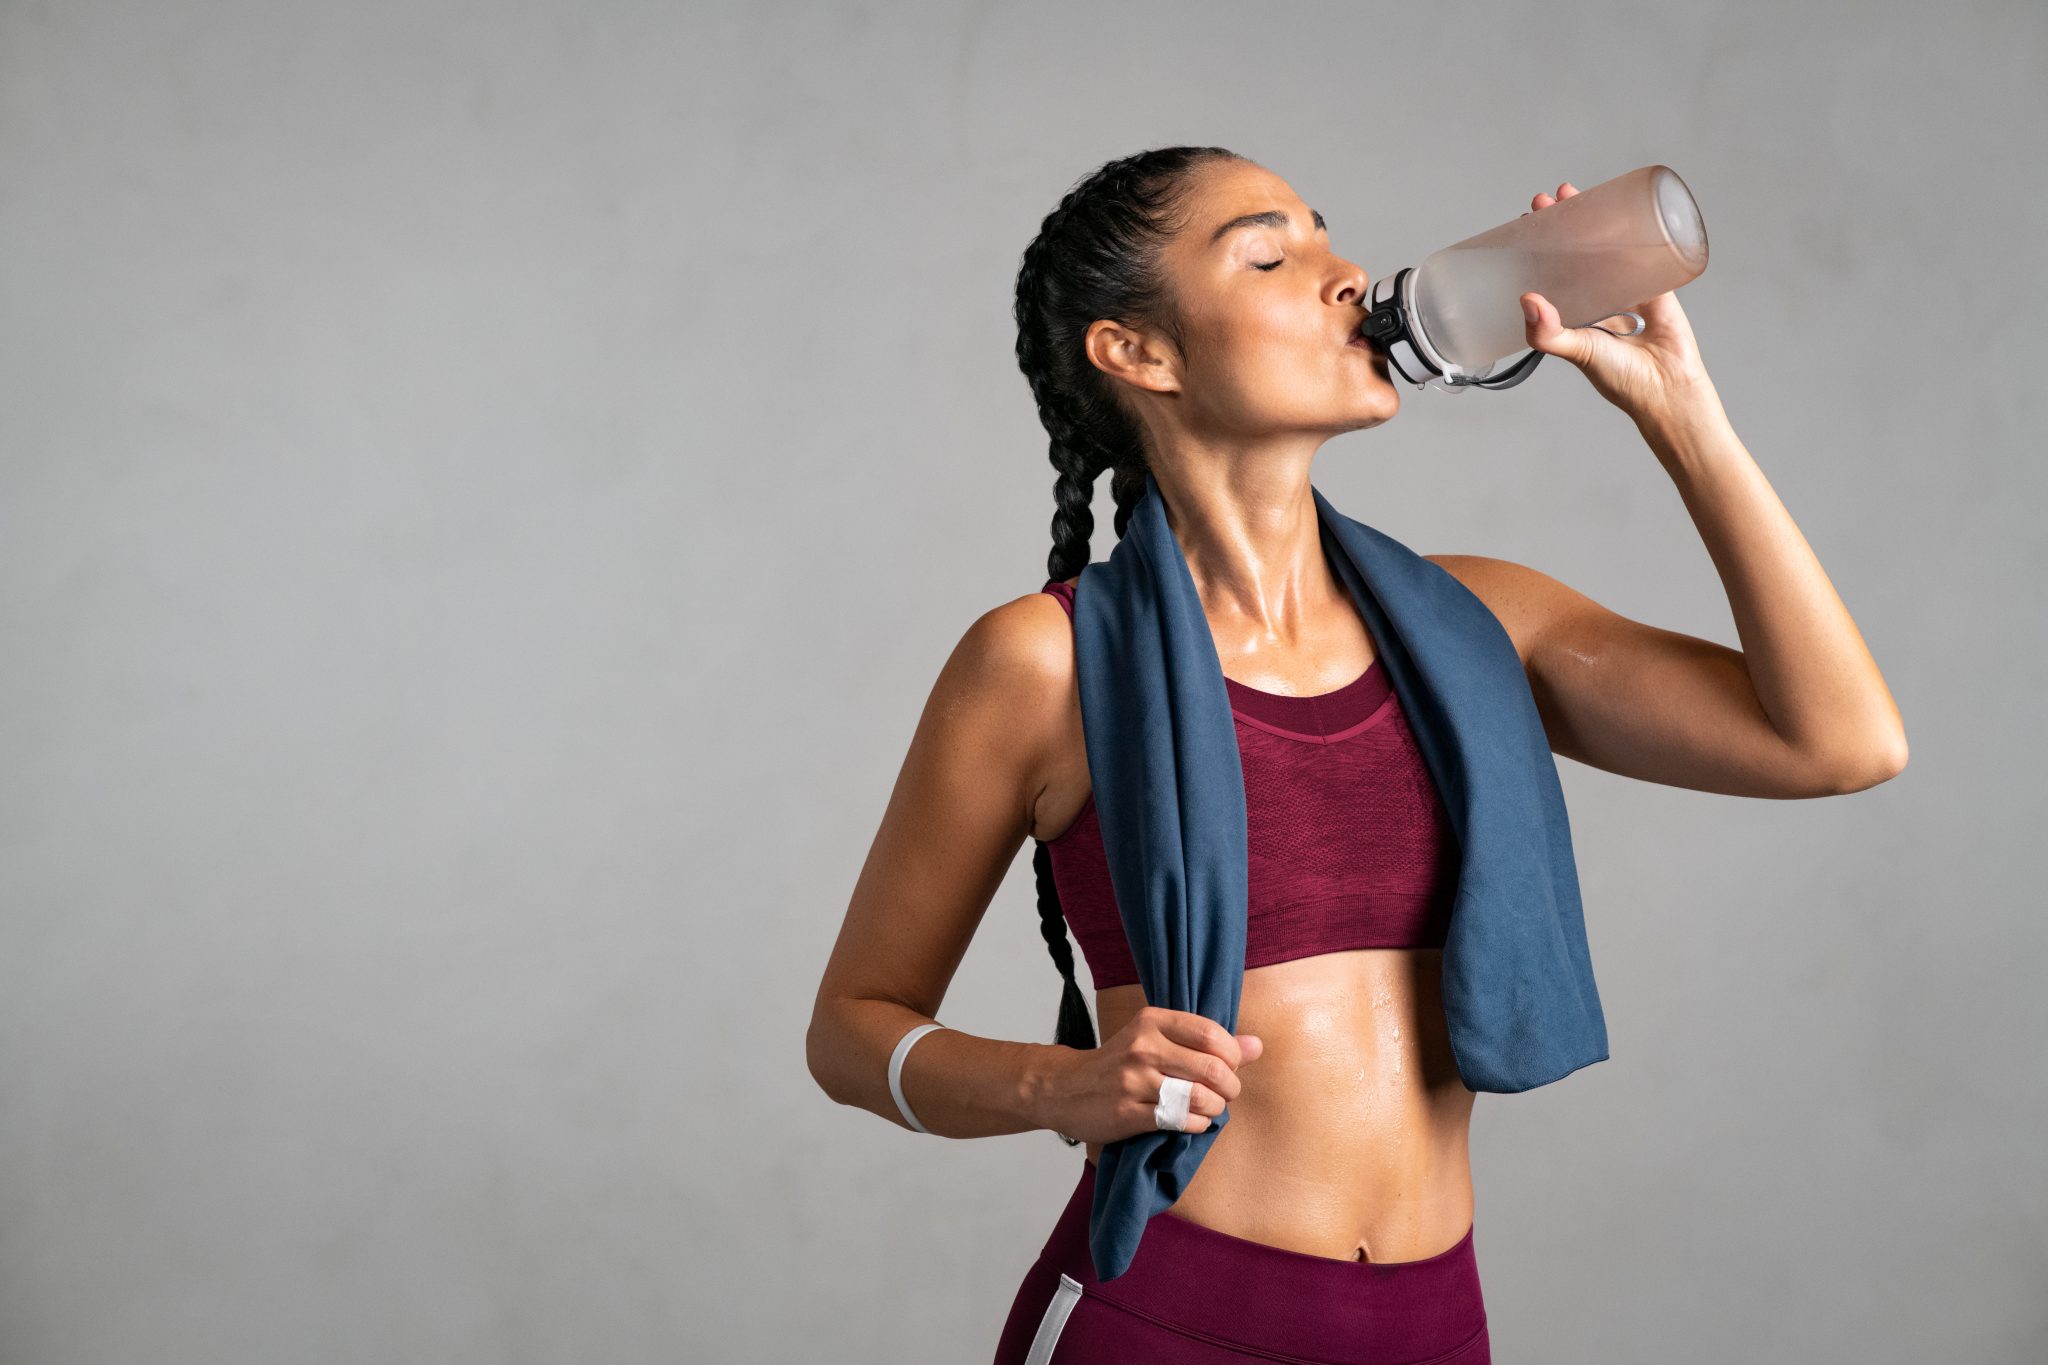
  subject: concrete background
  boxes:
[2,1,2042,1360]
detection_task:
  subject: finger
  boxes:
[1161,1075,1226,1118]
[1520,290,1600,366]
[1154,1009,1251,1071]
[1157,1039,1243,1103]
[1558,181,1578,198]
[1146,1074,1227,1132]
[1632,289,1686,329]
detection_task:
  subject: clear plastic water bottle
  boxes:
[1361,165,1709,391]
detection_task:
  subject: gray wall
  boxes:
[3,1,2041,1361]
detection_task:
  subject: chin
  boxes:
[1353,389,1400,428]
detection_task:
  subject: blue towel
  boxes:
[1070,468,1609,1283]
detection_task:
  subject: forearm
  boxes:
[808,996,1064,1138]
[1634,387,1908,778]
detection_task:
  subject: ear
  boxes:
[1084,318,1181,396]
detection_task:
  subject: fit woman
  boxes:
[806,146,1907,1363]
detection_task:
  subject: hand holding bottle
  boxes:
[1518,181,1718,423]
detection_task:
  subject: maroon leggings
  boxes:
[993,1160,1490,1364]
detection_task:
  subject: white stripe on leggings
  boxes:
[1022,1272,1083,1365]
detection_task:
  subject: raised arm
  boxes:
[804,590,1075,1136]
[1428,401,1907,799]
[1448,180,1910,800]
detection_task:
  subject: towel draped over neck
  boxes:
[1070,469,1609,1283]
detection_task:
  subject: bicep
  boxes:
[815,604,1063,1020]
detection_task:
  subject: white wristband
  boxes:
[888,1022,947,1134]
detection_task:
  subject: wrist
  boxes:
[1019,1042,1074,1133]
[1633,386,1734,465]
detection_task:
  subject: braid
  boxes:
[1011,147,1246,1113]
[1015,145,1242,582]
[1033,842,1097,1042]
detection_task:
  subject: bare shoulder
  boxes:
[1424,553,1597,669]
[957,580,1077,697]
[813,584,1083,1026]
[928,580,1079,793]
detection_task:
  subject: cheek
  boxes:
[1244,295,1319,350]
[1181,300,1347,420]
[1237,310,1339,397]
[1200,302,1321,383]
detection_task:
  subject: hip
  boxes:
[992,1158,1490,1365]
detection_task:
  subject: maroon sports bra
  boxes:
[1038,577,1457,989]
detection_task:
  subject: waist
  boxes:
[1086,946,1475,1263]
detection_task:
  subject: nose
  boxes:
[1327,257,1369,306]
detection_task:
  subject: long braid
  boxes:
[1031,842,1096,1056]
[1010,148,1244,1126]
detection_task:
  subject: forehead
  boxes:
[1175,161,1311,247]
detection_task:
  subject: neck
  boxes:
[1146,447,1350,636]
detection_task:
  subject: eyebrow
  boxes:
[1208,207,1326,246]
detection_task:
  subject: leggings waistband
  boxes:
[1034,1159,1489,1364]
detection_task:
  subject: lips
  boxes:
[1346,329,1390,371]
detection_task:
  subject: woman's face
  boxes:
[1093,159,1399,444]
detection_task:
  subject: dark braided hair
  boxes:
[1013,147,1246,1115]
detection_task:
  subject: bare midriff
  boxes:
[1033,573,1476,1266]
[1082,946,1475,1267]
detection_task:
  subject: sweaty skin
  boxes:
[1089,951,1472,1266]
[1033,577,1473,1267]
[809,159,1904,1275]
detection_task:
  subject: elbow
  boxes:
[1819,729,1909,795]
[805,1010,847,1106]
[1879,730,1909,782]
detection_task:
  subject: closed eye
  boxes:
[1253,259,1282,271]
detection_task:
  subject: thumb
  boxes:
[1521,291,1597,367]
